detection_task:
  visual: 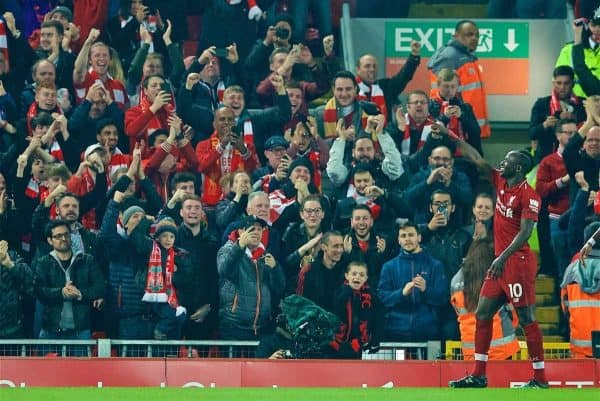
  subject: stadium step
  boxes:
[535,293,556,307]
[536,306,561,325]
[535,276,556,295]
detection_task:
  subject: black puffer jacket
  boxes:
[0,251,34,337]
[217,241,285,335]
[34,251,105,333]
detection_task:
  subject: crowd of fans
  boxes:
[0,1,598,361]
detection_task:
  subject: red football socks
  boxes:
[472,318,493,377]
[524,322,547,383]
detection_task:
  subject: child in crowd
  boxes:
[128,214,189,340]
[329,261,382,359]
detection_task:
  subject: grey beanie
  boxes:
[122,206,144,226]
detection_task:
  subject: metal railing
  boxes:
[0,339,441,360]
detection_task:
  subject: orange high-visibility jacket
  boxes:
[451,270,520,360]
[428,40,490,138]
[561,259,600,358]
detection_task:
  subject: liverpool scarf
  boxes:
[346,183,381,220]
[142,241,185,315]
[356,77,386,122]
[401,113,434,156]
[549,89,579,117]
[268,189,297,223]
[323,98,369,139]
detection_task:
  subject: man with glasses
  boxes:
[33,220,104,354]
[405,145,473,225]
[536,119,577,281]
[420,190,472,342]
[528,66,586,163]
[391,90,438,156]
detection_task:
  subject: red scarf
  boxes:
[346,183,381,220]
[330,282,373,351]
[142,241,180,309]
[268,189,297,224]
[356,76,387,122]
[26,101,62,135]
[25,177,47,199]
[0,20,9,73]
[402,114,434,156]
[228,226,270,261]
[550,89,579,116]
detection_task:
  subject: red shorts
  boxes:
[480,251,537,308]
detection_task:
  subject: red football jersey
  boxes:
[492,170,540,256]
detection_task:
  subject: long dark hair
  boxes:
[462,237,494,311]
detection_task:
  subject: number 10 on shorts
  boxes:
[508,282,523,301]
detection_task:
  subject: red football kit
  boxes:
[480,170,540,307]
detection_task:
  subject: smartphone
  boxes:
[214,48,228,58]
[160,82,171,93]
[437,204,449,220]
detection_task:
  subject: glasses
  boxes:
[432,202,450,207]
[51,232,70,240]
[408,100,428,105]
[303,208,323,215]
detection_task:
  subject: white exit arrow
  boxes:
[504,28,519,52]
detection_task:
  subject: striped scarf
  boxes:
[550,89,579,117]
[25,177,47,199]
[107,149,130,187]
[268,189,297,224]
[323,98,369,139]
[346,183,381,220]
[142,241,180,310]
[0,19,9,73]
[356,77,386,122]
[402,113,434,156]
[199,80,225,111]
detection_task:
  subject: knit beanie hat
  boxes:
[288,156,314,177]
[122,206,144,226]
[154,224,177,239]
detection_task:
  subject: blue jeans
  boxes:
[289,0,333,43]
[550,216,571,281]
[38,328,92,357]
[152,303,186,340]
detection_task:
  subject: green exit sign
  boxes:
[385,20,529,59]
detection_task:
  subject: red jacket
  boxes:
[124,103,170,157]
[196,132,259,207]
[536,151,570,216]
[143,143,198,202]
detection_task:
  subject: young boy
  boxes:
[329,261,382,359]
[128,215,189,340]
